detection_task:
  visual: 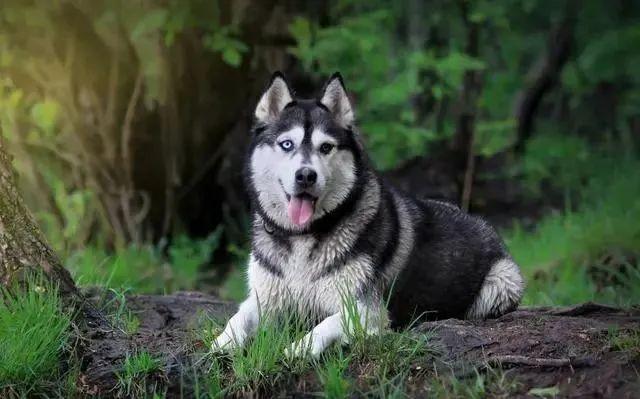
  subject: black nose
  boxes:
[295,167,317,188]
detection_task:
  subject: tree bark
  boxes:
[513,19,573,154]
[0,136,77,296]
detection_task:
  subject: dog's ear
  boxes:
[255,72,293,124]
[320,72,354,128]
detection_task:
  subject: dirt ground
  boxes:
[76,292,640,398]
[414,304,640,398]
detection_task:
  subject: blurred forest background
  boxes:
[1,0,639,306]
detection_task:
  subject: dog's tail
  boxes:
[465,258,525,319]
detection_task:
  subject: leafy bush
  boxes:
[67,228,222,293]
[289,9,443,169]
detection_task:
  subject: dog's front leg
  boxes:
[287,312,343,358]
[212,293,260,352]
[287,300,387,358]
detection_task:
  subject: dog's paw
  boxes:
[211,333,239,353]
[285,335,321,359]
[284,342,307,359]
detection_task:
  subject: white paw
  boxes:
[285,335,322,359]
[211,332,241,353]
[284,342,308,359]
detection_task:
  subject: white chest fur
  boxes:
[248,229,375,319]
[247,176,382,318]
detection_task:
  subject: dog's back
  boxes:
[384,193,523,326]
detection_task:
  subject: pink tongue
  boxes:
[287,196,314,226]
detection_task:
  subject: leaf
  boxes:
[131,9,168,40]
[431,51,487,90]
[202,30,247,67]
[528,386,560,397]
[222,48,242,67]
[578,26,640,81]
[30,99,59,135]
[289,16,312,44]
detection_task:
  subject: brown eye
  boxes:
[319,143,334,154]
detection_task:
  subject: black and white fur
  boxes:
[213,72,524,357]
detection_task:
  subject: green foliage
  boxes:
[287,1,558,168]
[0,0,249,250]
[518,132,592,196]
[289,0,640,170]
[0,276,72,395]
[506,151,640,306]
[99,0,246,115]
[67,228,222,293]
[290,9,440,169]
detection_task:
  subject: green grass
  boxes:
[117,350,164,397]
[315,350,352,399]
[196,300,436,397]
[607,327,640,356]
[0,276,72,395]
[338,290,436,396]
[506,154,640,306]
[198,310,309,393]
[427,367,521,399]
[350,329,434,396]
[101,287,141,334]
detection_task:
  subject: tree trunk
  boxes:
[0,136,77,296]
[452,1,482,211]
[513,18,574,154]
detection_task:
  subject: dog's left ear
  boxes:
[255,71,293,124]
[320,72,354,127]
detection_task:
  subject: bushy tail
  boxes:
[465,258,525,319]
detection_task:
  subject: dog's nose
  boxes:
[295,167,317,188]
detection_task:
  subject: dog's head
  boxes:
[247,72,363,232]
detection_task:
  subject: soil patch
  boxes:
[77,294,640,398]
[415,303,640,398]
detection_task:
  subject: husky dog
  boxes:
[213,72,524,357]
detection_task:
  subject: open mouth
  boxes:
[286,192,317,226]
[279,179,317,226]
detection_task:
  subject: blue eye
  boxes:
[279,140,294,152]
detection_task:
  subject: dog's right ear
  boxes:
[254,72,293,124]
[320,72,354,128]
